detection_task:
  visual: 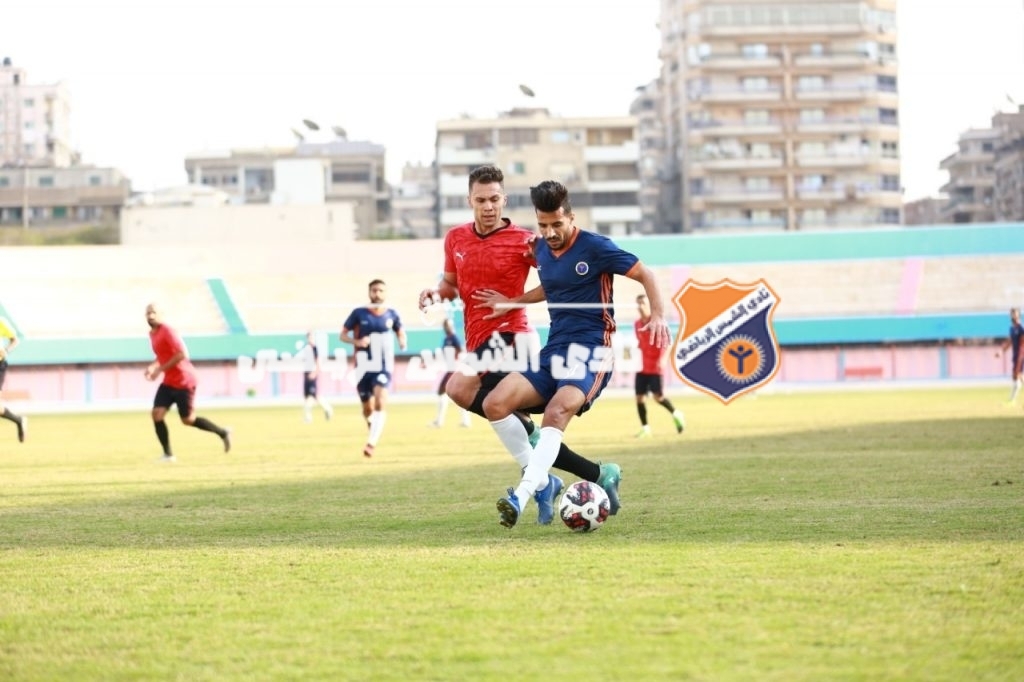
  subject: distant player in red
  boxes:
[145,303,231,461]
[633,294,685,438]
[418,165,622,523]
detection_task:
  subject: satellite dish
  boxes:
[302,119,320,131]
[332,125,348,139]
[519,84,535,97]
[290,128,305,142]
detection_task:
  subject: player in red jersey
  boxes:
[418,165,623,522]
[145,303,231,461]
[633,294,685,438]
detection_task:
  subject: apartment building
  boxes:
[184,138,390,238]
[0,57,73,168]
[657,0,902,232]
[938,128,998,223]
[631,80,675,234]
[992,105,1024,222]
[436,108,640,235]
[902,196,944,226]
[390,161,438,238]
[938,106,1024,224]
[0,165,131,227]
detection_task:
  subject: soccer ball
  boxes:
[559,480,611,533]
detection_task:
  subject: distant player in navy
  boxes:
[341,279,407,458]
[299,331,333,423]
[430,318,472,428]
[996,307,1023,406]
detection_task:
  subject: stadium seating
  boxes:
[1,229,1022,341]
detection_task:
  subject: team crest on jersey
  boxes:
[671,279,781,404]
[575,262,589,276]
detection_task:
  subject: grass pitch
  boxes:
[1,387,1022,681]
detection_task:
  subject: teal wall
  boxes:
[9,223,1023,366]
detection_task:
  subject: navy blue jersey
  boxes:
[442,330,463,353]
[1011,322,1024,357]
[535,229,639,347]
[343,307,403,365]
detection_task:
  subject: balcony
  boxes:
[793,51,896,69]
[583,141,639,163]
[586,179,641,193]
[795,84,888,102]
[698,86,783,103]
[687,119,783,138]
[939,175,995,194]
[795,150,881,168]
[436,147,493,166]
[696,54,782,70]
[591,206,641,223]
[700,187,785,204]
[702,22,866,38]
[693,154,784,171]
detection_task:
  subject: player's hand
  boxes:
[354,337,371,349]
[639,314,671,349]
[418,288,440,312]
[472,289,512,320]
[523,235,539,260]
[0,347,6,362]
[144,363,159,381]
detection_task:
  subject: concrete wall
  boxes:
[120,202,356,245]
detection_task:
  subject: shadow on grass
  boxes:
[2,417,1021,550]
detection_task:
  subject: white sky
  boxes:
[3,0,1023,201]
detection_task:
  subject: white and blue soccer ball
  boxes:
[559,480,611,533]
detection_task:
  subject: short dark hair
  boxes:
[369,279,385,289]
[530,180,572,214]
[468,165,504,190]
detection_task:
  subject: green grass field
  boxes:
[1,387,1022,681]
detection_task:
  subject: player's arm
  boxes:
[472,284,546,320]
[340,326,367,348]
[420,273,458,311]
[627,263,671,349]
[0,325,18,360]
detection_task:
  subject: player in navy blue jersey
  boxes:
[996,307,1023,406]
[341,279,407,458]
[479,180,671,529]
[299,331,334,423]
[430,318,472,428]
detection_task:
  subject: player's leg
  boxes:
[312,379,332,420]
[151,384,174,459]
[433,372,453,427]
[0,364,26,443]
[179,387,231,452]
[485,371,551,527]
[1010,358,1023,403]
[363,374,390,458]
[651,375,685,433]
[635,373,651,437]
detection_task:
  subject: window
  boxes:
[881,174,900,191]
[23,98,34,107]
[881,208,900,223]
[745,176,770,191]
[798,75,824,91]
[744,109,771,124]
[877,75,897,92]
[879,108,898,124]
[550,130,571,144]
[331,167,371,183]
[881,141,898,158]
[52,206,67,219]
[802,209,827,224]
[24,121,34,130]
[464,131,490,150]
[89,175,102,186]
[809,43,824,56]
[498,128,539,145]
[0,176,8,187]
[510,162,525,175]
[38,176,54,187]
[741,43,768,58]
[800,108,825,123]
[742,76,769,91]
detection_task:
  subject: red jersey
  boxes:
[150,323,197,389]
[444,220,535,350]
[634,317,665,375]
